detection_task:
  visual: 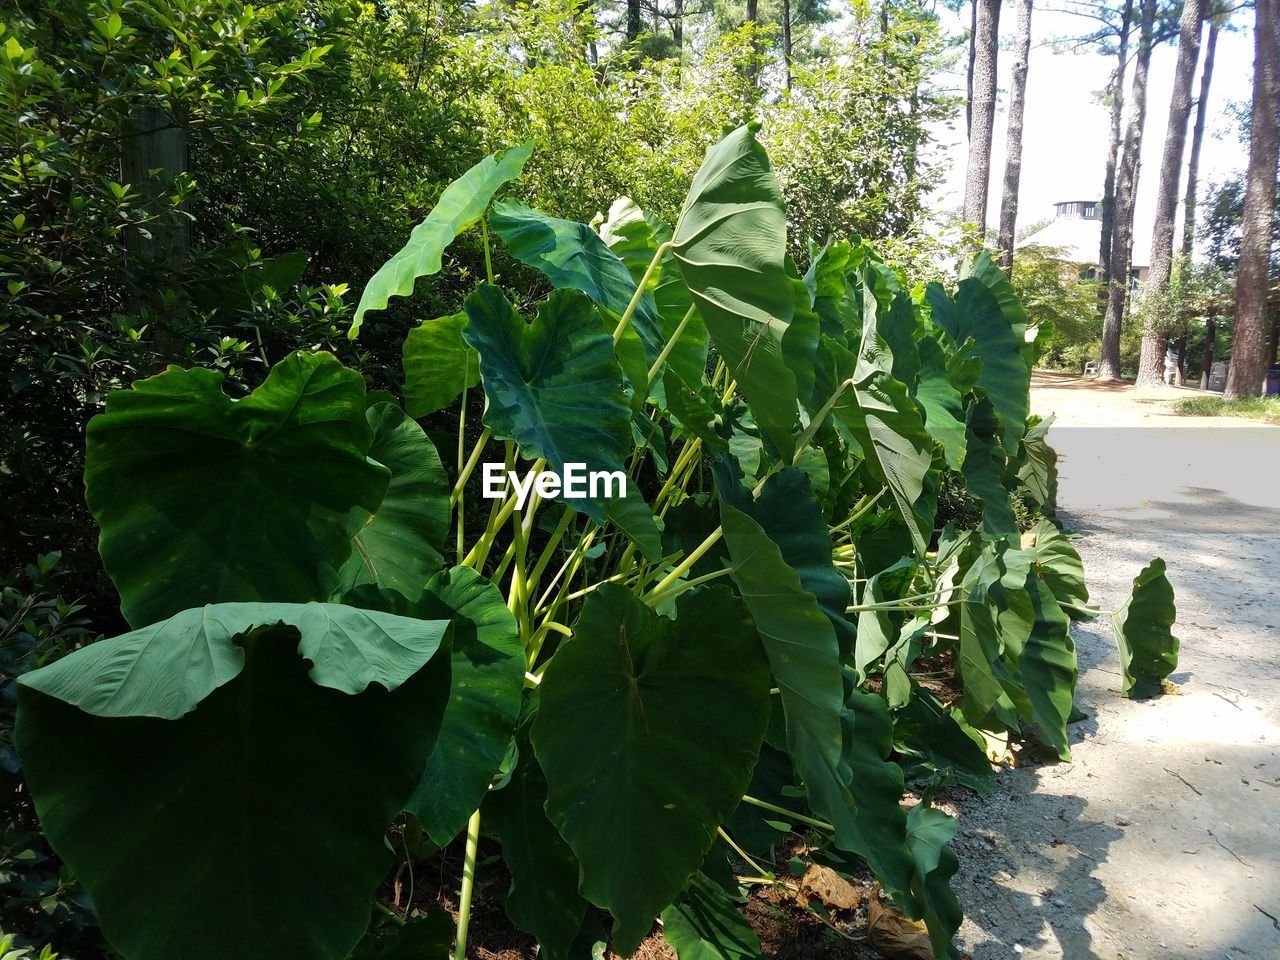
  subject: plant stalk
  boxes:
[453,809,482,960]
[611,241,671,344]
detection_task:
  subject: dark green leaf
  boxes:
[404,567,524,845]
[1029,519,1089,615]
[532,585,771,954]
[462,284,661,557]
[86,353,389,627]
[402,313,481,418]
[485,702,588,960]
[1111,558,1179,699]
[338,404,449,599]
[661,872,761,960]
[16,625,451,960]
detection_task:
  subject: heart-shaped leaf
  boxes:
[85,352,389,627]
[16,614,452,960]
[462,284,661,558]
[532,585,770,953]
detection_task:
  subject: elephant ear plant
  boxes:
[16,127,1179,960]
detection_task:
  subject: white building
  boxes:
[1016,200,1149,285]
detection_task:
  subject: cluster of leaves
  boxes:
[12,125,1180,960]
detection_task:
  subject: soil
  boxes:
[950,372,1280,959]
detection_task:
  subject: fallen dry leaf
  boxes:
[799,864,863,911]
[866,891,933,960]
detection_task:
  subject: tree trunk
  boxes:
[672,0,683,52]
[997,0,1034,271]
[783,0,793,90]
[1174,330,1188,384]
[1099,0,1135,292]
[1199,313,1216,389]
[1098,0,1155,381]
[1224,0,1280,399]
[962,0,1001,242]
[627,0,641,43]
[1134,19,1208,389]
[746,0,758,22]
[967,1,978,138]
[1181,19,1218,257]
[1135,0,1206,387]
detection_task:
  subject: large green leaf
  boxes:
[1020,577,1077,760]
[1014,414,1059,512]
[905,804,963,959]
[85,352,389,627]
[338,404,449,599]
[915,335,967,469]
[1029,518,1089,615]
[719,504,844,770]
[532,585,771,954]
[925,277,1028,454]
[491,199,665,371]
[17,601,451,718]
[403,567,523,845]
[16,619,451,960]
[838,371,936,554]
[349,142,533,337]
[661,872,761,960]
[893,688,995,797]
[1111,558,1179,699]
[671,124,799,459]
[748,469,853,658]
[959,396,1017,539]
[462,284,661,557]
[402,312,481,418]
[484,701,588,960]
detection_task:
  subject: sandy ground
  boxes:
[952,372,1280,960]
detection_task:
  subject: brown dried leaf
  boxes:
[799,864,863,911]
[866,891,933,960]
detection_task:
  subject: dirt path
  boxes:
[952,372,1280,960]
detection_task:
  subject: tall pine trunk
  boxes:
[1178,18,1217,385]
[963,0,1001,242]
[1224,0,1280,399]
[1098,0,1154,381]
[967,1,978,137]
[1182,19,1218,257]
[997,0,1034,271]
[1134,0,1206,387]
[1099,0,1134,291]
[626,0,641,44]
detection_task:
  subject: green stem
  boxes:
[480,218,495,284]
[739,794,834,832]
[525,506,575,598]
[645,526,724,598]
[611,241,671,344]
[829,486,887,535]
[716,826,770,878]
[644,566,733,607]
[451,428,492,507]
[456,384,469,559]
[646,304,696,383]
[453,809,482,960]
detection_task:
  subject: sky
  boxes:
[926,3,1258,259]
